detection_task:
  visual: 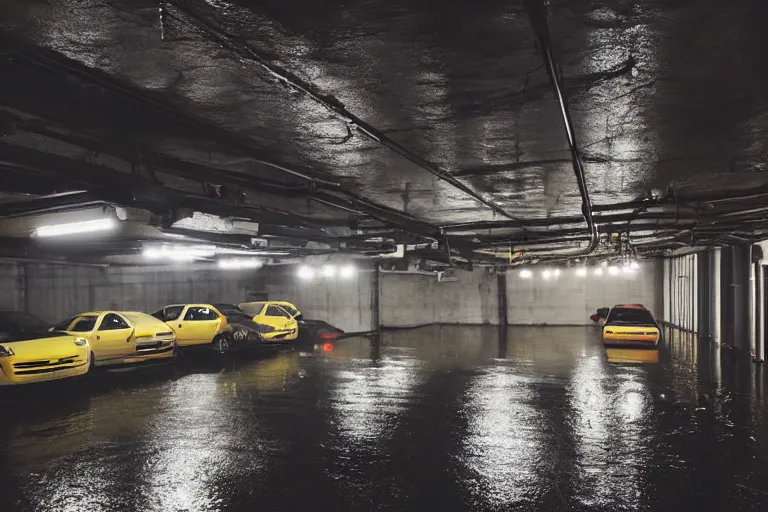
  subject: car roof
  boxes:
[613,304,646,309]
[163,304,213,308]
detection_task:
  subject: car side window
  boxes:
[266,305,289,318]
[281,305,298,317]
[164,306,184,321]
[70,317,98,332]
[184,307,218,321]
[98,313,130,331]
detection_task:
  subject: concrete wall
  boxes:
[0,263,258,323]
[507,261,662,325]
[264,263,662,329]
[380,270,498,327]
[0,259,663,330]
[265,270,374,333]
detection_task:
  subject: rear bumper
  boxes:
[602,335,659,347]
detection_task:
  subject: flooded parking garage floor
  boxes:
[2,326,768,511]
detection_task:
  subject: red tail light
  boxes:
[322,343,334,352]
[319,331,340,341]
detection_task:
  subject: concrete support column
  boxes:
[372,264,381,333]
[497,270,508,358]
[497,271,508,327]
[756,263,764,361]
[713,248,722,343]
[697,250,712,338]
[722,245,751,350]
[750,258,758,357]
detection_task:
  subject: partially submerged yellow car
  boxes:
[151,304,264,353]
[601,305,661,347]
[54,311,175,367]
[239,301,344,342]
[238,302,299,342]
[0,311,91,385]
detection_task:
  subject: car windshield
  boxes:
[52,316,76,331]
[69,316,98,332]
[0,312,66,342]
[606,308,656,325]
[280,304,299,317]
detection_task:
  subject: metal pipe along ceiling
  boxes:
[164,0,524,227]
[522,0,598,259]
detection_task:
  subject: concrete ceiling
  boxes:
[1,0,767,265]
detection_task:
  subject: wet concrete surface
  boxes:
[1,325,768,511]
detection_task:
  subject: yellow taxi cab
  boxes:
[602,305,661,347]
[54,311,175,367]
[150,304,238,353]
[0,311,91,385]
[238,301,299,342]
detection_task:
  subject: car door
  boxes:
[174,306,221,346]
[94,313,136,362]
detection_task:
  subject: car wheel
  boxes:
[213,335,232,354]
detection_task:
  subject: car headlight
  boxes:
[73,337,88,347]
[0,345,14,357]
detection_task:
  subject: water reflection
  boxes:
[606,348,660,364]
[463,365,543,507]
[2,327,768,510]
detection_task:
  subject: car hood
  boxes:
[1,335,85,359]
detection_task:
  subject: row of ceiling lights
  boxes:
[519,261,640,280]
[297,264,357,280]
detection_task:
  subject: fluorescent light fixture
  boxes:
[542,269,552,280]
[622,264,634,274]
[519,269,532,279]
[217,258,263,270]
[143,244,215,261]
[576,268,587,277]
[322,265,336,278]
[630,261,640,270]
[608,266,620,276]
[298,266,315,279]
[553,269,561,277]
[594,268,604,276]
[340,265,356,278]
[33,218,116,238]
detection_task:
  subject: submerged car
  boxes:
[238,302,299,342]
[602,305,661,347]
[239,301,344,342]
[150,304,262,353]
[0,311,91,385]
[54,311,175,367]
